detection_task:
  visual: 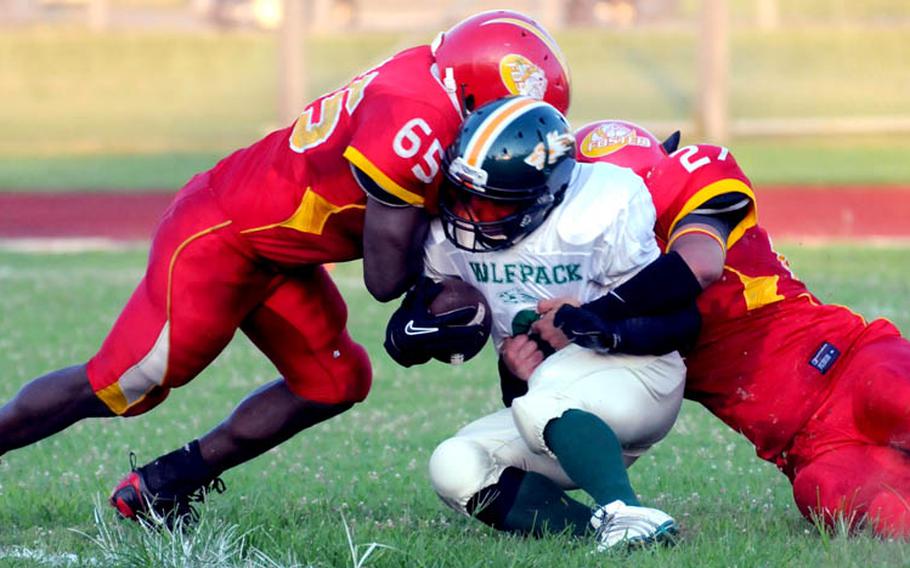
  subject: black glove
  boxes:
[553,304,619,353]
[384,277,488,367]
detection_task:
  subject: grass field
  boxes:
[1,245,909,567]
[1,26,909,189]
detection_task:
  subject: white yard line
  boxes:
[0,238,148,253]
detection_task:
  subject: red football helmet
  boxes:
[574,120,667,178]
[431,10,571,116]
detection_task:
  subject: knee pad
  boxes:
[428,437,499,515]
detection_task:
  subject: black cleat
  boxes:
[109,453,225,528]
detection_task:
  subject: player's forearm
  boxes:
[668,228,726,288]
[553,302,701,356]
[362,200,429,302]
[363,253,421,302]
[608,303,701,355]
[581,226,726,320]
[582,251,703,320]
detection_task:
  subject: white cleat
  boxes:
[590,500,678,550]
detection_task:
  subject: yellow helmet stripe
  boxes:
[465,97,545,167]
[481,17,570,82]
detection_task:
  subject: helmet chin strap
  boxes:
[430,60,464,116]
[430,31,458,95]
[443,67,471,117]
[443,67,457,94]
[430,30,472,117]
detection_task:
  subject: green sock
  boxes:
[543,409,641,506]
[502,471,592,537]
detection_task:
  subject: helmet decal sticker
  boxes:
[499,54,547,100]
[547,131,576,163]
[580,123,654,159]
[524,142,547,170]
[481,17,570,79]
[524,131,575,171]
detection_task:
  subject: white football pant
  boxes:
[428,345,685,514]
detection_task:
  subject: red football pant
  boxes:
[86,174,371,416]
[789,324,910,538]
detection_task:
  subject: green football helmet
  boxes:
[440,96,576,252]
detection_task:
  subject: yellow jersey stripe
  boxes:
[667,178,757,250]
[112,219,230,417]
[166,221,232,321]
[96,383,130,416]
[240,190,366,236]
[344,146,425,206]
[666,226,727,253]
[724,264,785,311]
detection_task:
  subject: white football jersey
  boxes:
[424,161,659,349]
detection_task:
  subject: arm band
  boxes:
[612,303,702,356]
[584,251,702,320]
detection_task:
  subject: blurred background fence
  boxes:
[6,1,910,32]
[1,0,908,189]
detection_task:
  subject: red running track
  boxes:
[0,186,909,241]
[0,192,174,241]
[756,186,910,241]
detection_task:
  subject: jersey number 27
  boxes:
[672,145,730,173]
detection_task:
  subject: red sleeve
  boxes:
[343,95,457,210]
[646,144,757,249]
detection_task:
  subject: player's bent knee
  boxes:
[429,437,496,514]
[867,491,910,538]
[792,462,866,531]
[117,387,171,417]
[335,339,372,403]
[592,402,656,444]
[283,336,373,405]
[510,394,567,456]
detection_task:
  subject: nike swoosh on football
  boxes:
[404,320,439,335]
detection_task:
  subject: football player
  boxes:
[0,10,570,526]
[532,119,910,538]
[385,97,702,549]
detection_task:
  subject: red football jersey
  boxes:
[647,144,868,461]
[207,46,463,266]
[648,144,813,325]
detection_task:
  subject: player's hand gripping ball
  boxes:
[429,278,493,364]
[384,277,492,367]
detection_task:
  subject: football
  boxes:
[429,278,493,364]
